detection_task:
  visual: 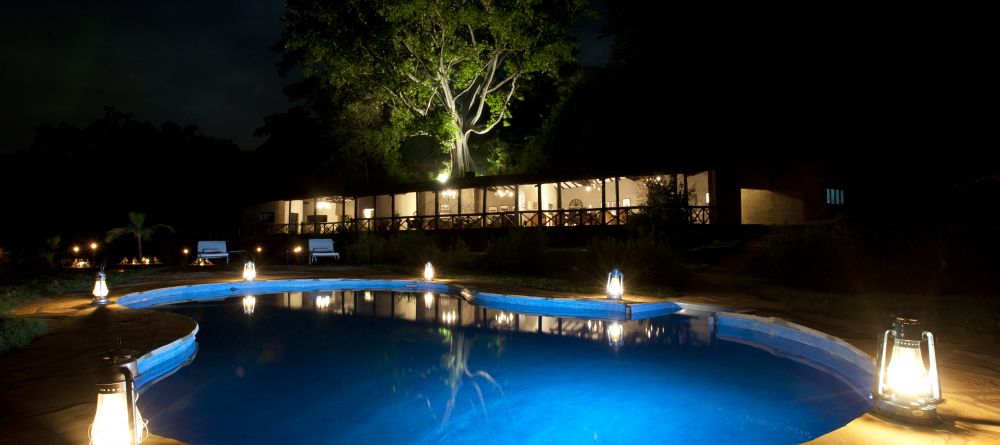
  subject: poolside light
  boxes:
[315,295,330,310]
[495,311,514,326]
[73,245,81,254]
[256,246,262,253]
[242,261,256,281]
[90,242,98,251]
[424,262,434,281]
[607,321,624,352]
[423,292,434,309]
[873,316,941,425]
[90,345,145,445]
[293,246,302,254]
[363,291,374,302]
[93,265,110,305]
[606,269,624,300]
[243,295,256,315]
[436,172,449,183]
[182,248,189,255]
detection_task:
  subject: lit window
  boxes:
[825,188,845,205]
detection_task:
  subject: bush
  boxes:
[344,233,386,264]
[755,225,856,292]
[752,223,1000,295]
[384,232,441,267]
[0,285,37,314]
[440,238,477,270]
[0,318,46,353]
[585,232,689,290]
[485,229,548,273]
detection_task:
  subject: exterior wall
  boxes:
[357,196,374,219]
[280,200,303,224]
[302,198,337,223]
[687,171,711,206]
[460,188,481,214]
[344,198,356,220]
[439,189,458,214]
[416,191,434,216]
[559,182,602,209]
[375,195,392,218]
[740,189,806,225]
[618,177,645,206]
[517,184,537,211]
[242,201,283,225]
[540,183,558,210]
[394,192,417,217]
[485,187,516,211]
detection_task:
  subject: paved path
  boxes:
[1,259,998,444]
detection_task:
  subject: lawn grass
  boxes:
[735,275,1000,340]
[0,285,47,353]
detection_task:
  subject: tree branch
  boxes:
[469,77,518,136]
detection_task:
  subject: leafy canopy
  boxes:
[282,0,591,175]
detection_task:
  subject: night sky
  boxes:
[1,0,287,153]
[0,0,611,154]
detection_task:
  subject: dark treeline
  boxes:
[1,0,993,248]
[0,107,248,244]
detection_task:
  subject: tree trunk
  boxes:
[137,236,143,260]
[450,131,475,177]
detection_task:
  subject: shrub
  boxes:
[485,229,548,273]
[0,285,37,314]
[0,318,46,353]
[345,233,386,264]
[753,223,1000,295]
[441,238,477,270]
[384,232,441,267]
[585,232,689,290]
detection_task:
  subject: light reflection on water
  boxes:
[240,290,715,350]
[138,290,867,445]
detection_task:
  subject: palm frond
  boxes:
[105,227,131,242]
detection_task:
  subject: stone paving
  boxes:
[1,265,998,444]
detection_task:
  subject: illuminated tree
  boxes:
[281,0,590,177]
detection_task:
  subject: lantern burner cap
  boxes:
[890,315,922,340]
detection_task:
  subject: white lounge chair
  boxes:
[196,241,229,263]
[309,239,341,264]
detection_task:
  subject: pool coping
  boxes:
[118,278,877,408]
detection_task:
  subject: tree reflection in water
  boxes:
[434,329,503,430]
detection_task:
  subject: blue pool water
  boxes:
[138,291,869,444]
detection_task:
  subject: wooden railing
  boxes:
[235,206,715,236]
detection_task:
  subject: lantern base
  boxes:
[875,399,939,426]
[92,297,113,306]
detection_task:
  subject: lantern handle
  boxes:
[923,331,942,402]
[875,329,891,398]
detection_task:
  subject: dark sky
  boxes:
[0,1,611,154]
[1,0,290,153]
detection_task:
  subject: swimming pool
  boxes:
[128,285,872,444]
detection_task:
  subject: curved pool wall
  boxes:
[117,279,875,406]
[134,325,199,392]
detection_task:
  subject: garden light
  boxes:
[315,295,330,310]
[424,262,434,281]
[242,261,256,281]
[243,295,256,315]
[873,316,941,425]
[607,321,624,352]
[90,346,145,445]
[606,269,624,300]
[93,265,110,305]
